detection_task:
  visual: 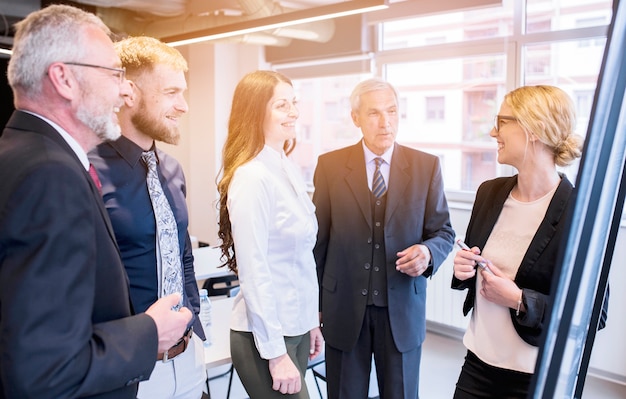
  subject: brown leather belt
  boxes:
[158,327,193,362]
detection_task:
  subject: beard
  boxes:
[130,97,180,145]
[76,88,122,143]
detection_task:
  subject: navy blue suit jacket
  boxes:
[0,111,157,398]
[89,136,204,339]
[313,141,455,353]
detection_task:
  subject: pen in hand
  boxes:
[456,239,494,275]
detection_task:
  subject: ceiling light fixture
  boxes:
[163,0,389,47]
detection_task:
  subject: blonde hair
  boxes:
[114,36,188,81]
[217,70,295,273]
[505,85,583,166]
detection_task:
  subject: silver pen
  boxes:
[456,239,494,275]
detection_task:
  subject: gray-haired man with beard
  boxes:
[0,6,191,399]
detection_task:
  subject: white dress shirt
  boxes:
[228,145,319,359]
[362,141,393,192]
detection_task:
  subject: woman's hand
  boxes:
[268,353,301,394]
[479,262,523,310]
[453,246,484,281]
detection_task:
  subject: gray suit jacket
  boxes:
[313,141,455,352]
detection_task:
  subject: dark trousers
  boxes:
[325,306,421,399]
[453,350,532,399]
[230,330,311,399]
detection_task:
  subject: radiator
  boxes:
[426,250,470,334]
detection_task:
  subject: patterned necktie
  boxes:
[372,157,387,198]
[141,151,183,305]
[88,164,102,195]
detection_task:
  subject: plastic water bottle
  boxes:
[199,289,212,347]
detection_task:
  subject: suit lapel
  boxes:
[385,144,409,226]
[344,142,373,230]
[8,111,120,249]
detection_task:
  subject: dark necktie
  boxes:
[141,151,184,305]
[372,157,387,198]
[88,164,102,195]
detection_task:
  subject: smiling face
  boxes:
[130,64,188,145]
[490,102,529,167]
[351,88,399,155]
[262,81,299,151]
[74,26,129,143]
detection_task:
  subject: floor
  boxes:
[206,331,626,398]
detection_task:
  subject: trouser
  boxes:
[137,333,206,399]
[230,329,311,399]
[453,350,532,399]
[325,305,421,399]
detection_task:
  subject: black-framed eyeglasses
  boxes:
[493,115,518,132]
[64,62,126,84]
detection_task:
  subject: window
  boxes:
[284,0,611,193]
[425,97,445,121]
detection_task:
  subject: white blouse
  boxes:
[227,145,319,359]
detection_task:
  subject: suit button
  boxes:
[374,244,380,249]
[376,200,382,206]
[374,266,380,272]
[364,263,371,270]
[373,290,379,296]
[367,238,372,244]
[361,289,368,296]
[375,222,381,227]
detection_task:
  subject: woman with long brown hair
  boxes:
[217,70,322,398]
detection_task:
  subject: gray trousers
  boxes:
[230,330,311,399]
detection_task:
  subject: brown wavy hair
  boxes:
[217,70,296,273]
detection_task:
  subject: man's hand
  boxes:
[396,244,431,277]
[268,353,301,394]
[145,293,192,353]
[309,327,324,360]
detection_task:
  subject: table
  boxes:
[204,296,234,368]
[193,246,233,280]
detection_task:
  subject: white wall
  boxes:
[161,42,268,246]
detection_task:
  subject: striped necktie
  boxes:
[372,157,387,198]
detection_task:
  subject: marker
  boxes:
[456,239,494,275]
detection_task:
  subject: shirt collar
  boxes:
[362,140,394,166]
[108,135,158,167]
[22,111,90,171]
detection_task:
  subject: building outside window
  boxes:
[286,0,611,193]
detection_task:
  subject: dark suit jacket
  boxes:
[313,141,455,353]
[451,175,608,346]
[89,136,203,339]
[0,111,158,399]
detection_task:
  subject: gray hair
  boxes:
[349,78,399,111]
[7,4,110,100]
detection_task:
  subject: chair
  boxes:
[202,274,239,297]
[204,276,239,399]
[307,353,326,398]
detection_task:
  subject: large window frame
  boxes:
[276,0,611,203]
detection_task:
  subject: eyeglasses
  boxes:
[493,115,518,132]
[64,62,126,84]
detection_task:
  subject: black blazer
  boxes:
[451,174,608,346]
[0,111,158,398]
[313,141,455,353]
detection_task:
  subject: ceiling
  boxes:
[0,0,353,48]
